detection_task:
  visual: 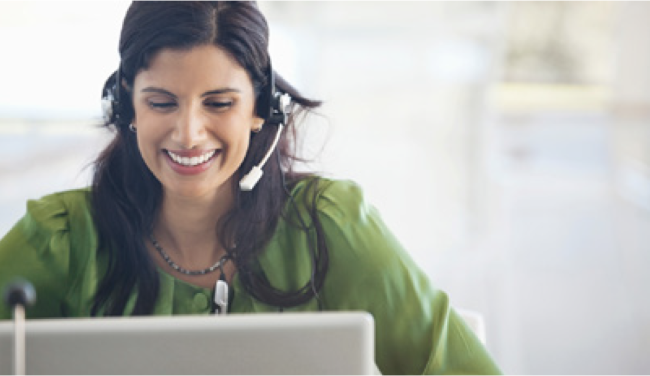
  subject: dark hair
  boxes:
[91,1,327,315]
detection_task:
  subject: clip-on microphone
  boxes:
[214,276,228,315]
[3,280,36,375]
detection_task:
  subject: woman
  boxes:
[0,2,500,374]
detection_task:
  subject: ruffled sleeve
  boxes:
[298,179,501,375]
[0,189,96,320]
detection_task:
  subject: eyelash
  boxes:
[206,101,233,109]
[149,102,175,109]
[147,101,233,110]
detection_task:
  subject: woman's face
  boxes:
[131,44,264,201]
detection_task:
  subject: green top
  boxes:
[0,178,500,375]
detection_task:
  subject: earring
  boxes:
[129,124,137,133]
[252,125,263,133]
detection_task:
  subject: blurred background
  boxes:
[1,1,649,374]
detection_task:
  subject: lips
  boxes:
[166,149,216,167]
[163,148,220,175]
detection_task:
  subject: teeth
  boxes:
[167,150,216,167]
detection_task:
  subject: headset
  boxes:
[101,59,292,191]
[240,61,292,191]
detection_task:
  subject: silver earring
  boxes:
[129,124,137,133]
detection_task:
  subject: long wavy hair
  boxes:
[91,1,328,315]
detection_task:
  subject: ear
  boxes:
[121,77,131,92]
[251,117,264,132]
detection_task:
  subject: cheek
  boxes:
[219,115,254,154]
[225,129,252,164]
[134,124,166,168]
[134,135,156,174]
[135,126,157,151]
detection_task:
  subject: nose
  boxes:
[172,105,208,149]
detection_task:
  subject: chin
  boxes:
[163,178,234,201]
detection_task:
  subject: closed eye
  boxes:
[149,101,177,110]
[205,101,233,111]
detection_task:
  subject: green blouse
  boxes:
[0,178,500,375]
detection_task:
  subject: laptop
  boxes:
[0,312,375,375]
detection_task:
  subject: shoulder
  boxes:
[289,176,372,226]
[26,188,93,219]
[0,188,97,318]
[13,188,97,276]
[287,176,402,271]
[260,177,380,291]
[23,188,94,242]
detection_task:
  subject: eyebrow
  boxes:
[140,87,241,98]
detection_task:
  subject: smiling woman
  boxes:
[131,45,263,201]
[0,2,500,374]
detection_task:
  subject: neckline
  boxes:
[155,266,240,292]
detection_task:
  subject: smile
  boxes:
[165,150,217,167]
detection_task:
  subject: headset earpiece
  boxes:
[256,59,291,126]
[101,68,121,123]
[269,91,291,126]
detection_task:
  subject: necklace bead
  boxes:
[149,233,222,276]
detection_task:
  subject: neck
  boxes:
[153,183,235,267]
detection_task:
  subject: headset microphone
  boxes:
[239,62,292,191]
[239,121,285,191]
